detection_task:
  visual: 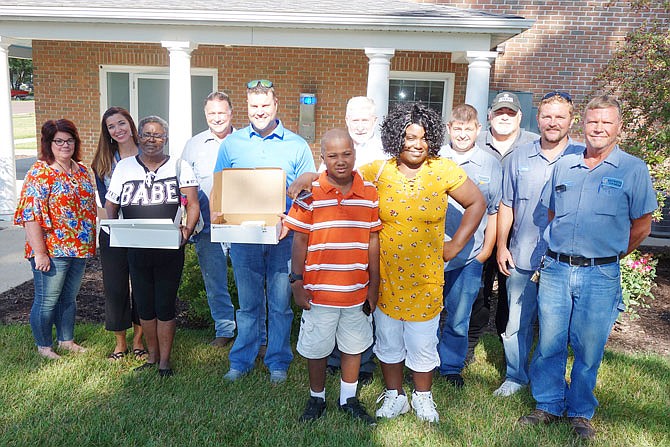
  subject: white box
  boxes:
[210,168,286,245]
[100,218,182,249]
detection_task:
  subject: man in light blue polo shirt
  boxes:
[494,91,583,397]
[214,80,316,384]
[182,92,237,348]
[437,104,502,387]
[519,95,657,440]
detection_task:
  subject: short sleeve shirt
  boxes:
[214,120,316,213]
[285,171,382,307]
[14,160,97,259]
[106,155,198,220]
[439,145,502,271]
[501,140,584,270]
[359,158,467,322]
[541,146,658,258]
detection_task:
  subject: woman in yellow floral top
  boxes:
[358,103,484,423]
[14,119,96,360]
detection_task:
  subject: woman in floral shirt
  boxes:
[14,119,96,360]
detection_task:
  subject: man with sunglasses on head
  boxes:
[519,95,656,440]
[213,80,315,384]
[470,92,540,364]
[493,91,582,398]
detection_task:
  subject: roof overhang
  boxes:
[0,5,534,53]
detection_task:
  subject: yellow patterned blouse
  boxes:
[359,158,467,322]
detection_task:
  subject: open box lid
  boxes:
[211,168,286,225]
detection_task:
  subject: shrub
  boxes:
[620,250,658,319]
[178,243,238,326]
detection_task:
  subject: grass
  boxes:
[0,323,667,447]
[11,106,37,141]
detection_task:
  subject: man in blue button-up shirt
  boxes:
[519,95,657,440]
[494,92,583,398]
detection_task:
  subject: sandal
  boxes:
[133,348,148,359]
[107,350,129,361]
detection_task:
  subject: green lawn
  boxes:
[0,324,667,446]
[11,107,37,141]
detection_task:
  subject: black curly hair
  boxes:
[381,102,445,159]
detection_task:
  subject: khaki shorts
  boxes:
[297,304,373,360]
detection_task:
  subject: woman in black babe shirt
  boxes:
[105,115,199,377]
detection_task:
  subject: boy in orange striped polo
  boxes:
[285,128,382,425]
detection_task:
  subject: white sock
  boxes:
[339,379,358,405]
[310,389,325,400]
[414,390,432,397]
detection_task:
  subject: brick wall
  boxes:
[424,0,670,106]
[33,42,462,165]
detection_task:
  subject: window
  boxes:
[389,71,454,119]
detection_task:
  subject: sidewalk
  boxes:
[0,221,31,293]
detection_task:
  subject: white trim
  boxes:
[98,64,217,120]
[389,71,455,121]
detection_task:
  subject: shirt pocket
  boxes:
[516,168,536,201]
[553,185,579,217]
[594,186,622,216]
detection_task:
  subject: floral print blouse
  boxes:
[14,160,96,259]
[359,158,467,322]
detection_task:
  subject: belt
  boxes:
[546,249,618,267]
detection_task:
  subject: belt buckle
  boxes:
[569,255,589,267]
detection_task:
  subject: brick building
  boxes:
[1,0,668,217]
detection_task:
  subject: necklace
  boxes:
[54,159,78,186]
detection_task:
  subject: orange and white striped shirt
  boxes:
[285,171,382,307]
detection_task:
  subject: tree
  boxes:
[596,5,670,218]
[8,58,32,90]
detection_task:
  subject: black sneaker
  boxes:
[339,397,376,426]
[299,397,326,422]
[444,373,465,388]
[358,371,373,386]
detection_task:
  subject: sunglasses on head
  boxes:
[247,79,273,89]
[542,91,572,103]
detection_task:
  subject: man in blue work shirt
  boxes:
[437,104,502,387]
[518,95,657,440]
[494,91,583,397]
[214,80,316,384]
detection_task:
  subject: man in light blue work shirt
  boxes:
[494,92,583,397]
[437,104,502,387]
[182,92,237,348]
[214,80,316,384]
[519,95,657,441]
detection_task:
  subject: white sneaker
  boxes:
[411,390,439,422]
[375,389,410,419]
[493,380,525,397]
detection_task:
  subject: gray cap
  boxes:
[490,92,521,112]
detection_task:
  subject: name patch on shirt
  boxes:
[476,175,490,184]
[601,177,623,189]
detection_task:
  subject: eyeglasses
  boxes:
[52,138,75,147]
[139,133,167,141]
[246,79,273,89]
[542,91,572,103]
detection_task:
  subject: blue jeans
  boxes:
[437,260,484,375]
[29,257,86,347]
[530,256,623,419]
[228,234,294,373]
[501,267,538,385]
[193,230,236,338]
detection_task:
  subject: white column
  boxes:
[0,37,17,220]
[161,41,198,159]
[365,48,395,124]
[464,51,498,126]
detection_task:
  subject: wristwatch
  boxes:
[288,272,303,283]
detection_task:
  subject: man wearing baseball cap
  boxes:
[469,92,540,367]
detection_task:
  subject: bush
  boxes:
[178,243,238,326]
[620,250,658,319]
